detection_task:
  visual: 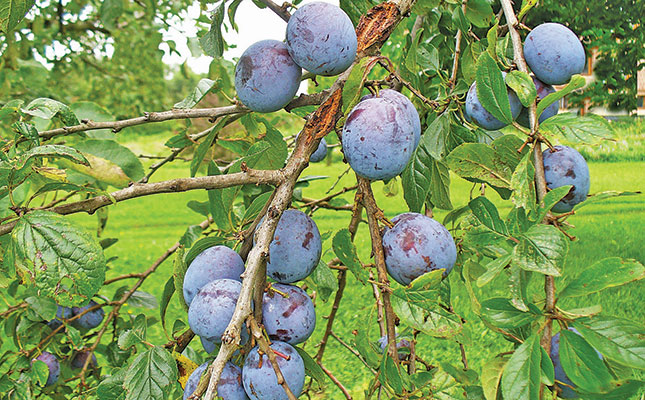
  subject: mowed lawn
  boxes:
[66,140,645,398]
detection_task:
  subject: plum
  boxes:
[382,212,457,285]
[378,334,411,359]
[524,23,586,85]
[362,89,421,148]
[260,209,321,284]
[517,76,558,127]
[235,40,302,113]
[33,352,60,386]
[310,138,327,163]
[183,245,245,306]
[72,300,105,330]
[184,362,249,400]
[47,305,73,330]
[465,80,522,130]
[188,279,241,343]
[242,341,305,400]
[70,351,98,369]
[286,2,357,76]
[550,328,603,398]
[342,97,417,181]
[262,284,315,345]
[543,145,590,213]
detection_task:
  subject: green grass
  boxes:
[576,117,645,162]
[65,137,645,398]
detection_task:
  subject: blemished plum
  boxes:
[465,80,522,130]
[184,362,249,400]
[262,284,315,345]
[543,145,590,213]
[235,40,302,113]
[34,352,60,386]
[550,328,603,398]
[71,351,97,369]
[524,23,586,85]
[362,89,421,148]
[72,300,105,329]
[260,209,321,283]
[342,97,416,181]
[183,245,245,306]
[242,341,305,400]
[310,138,327,163]
[382,213,457,286]
[517,76,558,127]
[47,305,73,330]
[286,2,357,76]
[188,279,241,343]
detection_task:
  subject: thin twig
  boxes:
[448,0,469,87]
[257,0,292,23]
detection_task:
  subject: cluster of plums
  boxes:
[183,209,321,399]
[465,22,590,212]
[33,302,105,386]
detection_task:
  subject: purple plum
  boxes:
[33,352,60,386]
[235,40,302,113]
[71,300,104,330]
[382,212,457,285]
[362,89,421,148]
[524,23,586,85]
[184,362,249,400]
[543,145,590,213]
[310,138,327,163]
[260,209,321,284]
[242,342,305,400]
[378,334,412,359]
[286,2,357,76]
[70,351,98,369]
[342,97,416,181]
[46,305,73,330]
[517,76,559,127]
[465,79,522,130]
[183,245,245,306]
[188,279,241,343]
[262,284,315,345]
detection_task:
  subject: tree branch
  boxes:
[0,169,282,236]
[257,0,292,23]
[448,0,469,87]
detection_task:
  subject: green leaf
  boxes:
[424,113,452,160]
[402,137,452,211]
[241,191,272,226]
[118,314,147,350]
[560,258,645,298]
[481,354,508,400]
[124,291,158,309]
[190,120,223,177]
[477,254,511,287]
[559,329,613,392]
[445,143,512,188]
[380,355,404,393]
[23,98,79,126]
[465,0,493,28]
[540,347,554,385]
[339,0,375,26]
[505,71,537,107]
[199,2,226,58]
[392,297,462,338]
[572,316,645,370]
[25,296,57,321]
[70,102,115,139]
[184,236,226,267]
[124,346,178,400]
[173,246,188,312]
[535,185,572,222]
[295,347,327,386]
[159,277,174,339]
[12,121,39,144]
[100,0,124,30]
[501,334,541,400]
[174,79,219,109]
[71,139,145,185]
[508,265,530,312]
[9,211,106,307]
[97,368,127,400]
[510,151,536,211]
[539,113,613,144]
[18,145,90,168]
[536,75,585,118]
[580,380,645,399]
[0,0,34,32]
[481,297,539,329]
[469,196,507,235]
[342,57,370,114]
[307,260,338,302]
[332,229,366,284]
[353,318,380,369]
[476,53,513,124]
[178,225,203,248]
[31,360,50,386]
[512,224,568,276]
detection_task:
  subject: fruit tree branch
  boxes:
[448,0,469,87]
[257,0,292,23]
[0,169,282,236]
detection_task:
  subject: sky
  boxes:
[161,0,339,75]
